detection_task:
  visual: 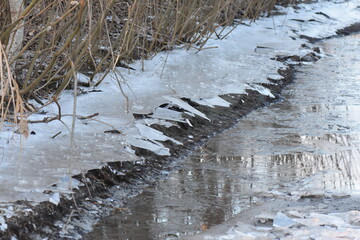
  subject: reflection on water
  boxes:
[86,143,360,240]
[86,34,360,240]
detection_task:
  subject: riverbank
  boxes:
[1,1,360,239]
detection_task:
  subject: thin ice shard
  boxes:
[152,107,186,123]
[163,96,211,121]
[49,192,60,205]
[135,123,182,145]
[246,84,275,98]
[194,96,231,108]
[204,96,231,107]
[126,137,170,156]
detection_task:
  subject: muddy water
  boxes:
[85,34,360,240]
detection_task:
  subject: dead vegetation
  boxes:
[0,0,294,131]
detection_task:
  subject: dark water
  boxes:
[85,34,360,240]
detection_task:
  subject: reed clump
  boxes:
[0,0,294,130]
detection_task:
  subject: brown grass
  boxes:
[0,41,28,136]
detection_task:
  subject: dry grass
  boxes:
[0,41,28,136]
[0,0,293,133]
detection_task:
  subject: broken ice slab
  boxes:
[254,213,276,227]
[273,212,296,228]
[49,192,60,205]
[58,175,82,190]
[246,83,275,98]
[347,211,360,226]
[151,107,187,123]
[287,211,306,219]
[295,213,349,228]
[193,96,231,108]
[330,211,360,226]
[267,73,284,80]
[193,99,215,108]
[0,216,8,231]
[206,96,231,107]
[163,95,211,121]
[315,229,360,240]
[224,231,257,240]
[126,137,171,156]
[135,123,182,145]
[142,118,176,128]
[299,189,325,199]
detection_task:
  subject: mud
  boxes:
[1,23,360,240]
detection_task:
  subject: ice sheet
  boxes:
[1,0,360,204]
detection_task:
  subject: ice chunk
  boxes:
[295,213,348,228]
[126,137,170,156]
[135,124,182,145]
[226,232,256,240]
[77,73,90,85]
[330,211,360,226]
[163,96,210,121]
[193,99,215,108]
[273,212,296,228]
[152,107,186,123]
[287,211,306,219]
[49,192,60,205]
[143,118,175,128]
[194,96,231,108]
[246,84,275,98]
[185,119,193,127]
[348,211,360,226]
[0,216,7,231]
[267,74,284,80]
[254,213,275,226]
[205,96,231,107]
[59,175,81,190]
[300,189,325,199]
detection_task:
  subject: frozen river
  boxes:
[84,33,360,239]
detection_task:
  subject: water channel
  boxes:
[85,34,360,239]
